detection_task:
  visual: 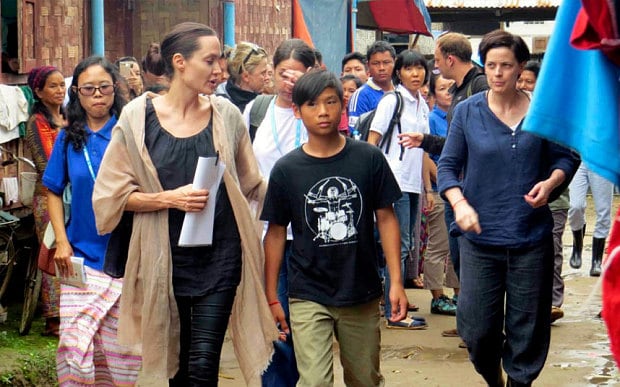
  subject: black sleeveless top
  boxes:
[144,98,241,296]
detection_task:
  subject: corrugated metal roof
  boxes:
[425,0,560,8]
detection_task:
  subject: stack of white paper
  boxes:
[178,156,226,247]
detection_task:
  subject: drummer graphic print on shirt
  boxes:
[305,176,362,246]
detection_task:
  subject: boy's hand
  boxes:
[388,284,409,322]
[269,302,290,339]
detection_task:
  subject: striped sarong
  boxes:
[57,266,141,386]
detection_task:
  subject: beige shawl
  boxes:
[93,93,278,385]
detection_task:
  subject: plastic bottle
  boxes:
[352,129,361,141]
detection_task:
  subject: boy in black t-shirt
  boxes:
[261,70,408,386]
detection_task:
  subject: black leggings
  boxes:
[170,289,236,387]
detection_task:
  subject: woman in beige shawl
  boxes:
[93,22,279,386]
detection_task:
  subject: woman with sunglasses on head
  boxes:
[92,22,279,385]
[25,65,66,338]
[42,56,141,386]
[216,41,270,112]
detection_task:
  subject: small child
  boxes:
[261,69,408,386]
[338,74,363,135]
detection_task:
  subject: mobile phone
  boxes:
[119,61,133,77]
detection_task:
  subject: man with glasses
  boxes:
[347,41,396,133]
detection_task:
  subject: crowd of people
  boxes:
[19,20,609,387]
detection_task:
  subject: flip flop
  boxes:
[386,317,428,330]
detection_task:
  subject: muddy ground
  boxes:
[3,197,617,386]
[216,197,620,386]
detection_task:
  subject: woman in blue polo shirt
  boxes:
[42,56,141,386]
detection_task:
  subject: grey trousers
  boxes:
[551,209,568,307]
[568,163,613,238]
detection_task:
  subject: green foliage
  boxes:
[0,304,57,386]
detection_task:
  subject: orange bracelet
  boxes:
[451,197,467,209]
[268,300,281,306]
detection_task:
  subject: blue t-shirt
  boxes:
[428,106,448,191]
[42,116,116,271]
[428,106,448,164]
[347,79,386,133]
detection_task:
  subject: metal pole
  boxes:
[223,1,235,48]
[91,0,105,56]
[351,0,358,51]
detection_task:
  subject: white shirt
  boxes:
[0,85,28,144]
[369,84,429,193]
[244,98,308,239]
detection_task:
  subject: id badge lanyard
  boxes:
[270,98,302,156]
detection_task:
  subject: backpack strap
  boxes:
[249,95,275,142]
[466,71,487,98]
[379,91,404,155]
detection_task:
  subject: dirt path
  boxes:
[214,196,620,386]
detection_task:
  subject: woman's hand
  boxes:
[126,72,143,95]
[280,68,313,97]
[54,239,74,277]
[398,132,424,149]
[454,200,482,234]
[524,181,552,208]
[171,184,209,212]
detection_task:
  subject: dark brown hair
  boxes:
[142,43,165,76]
[478,30,530,65]
[160,22,218,77]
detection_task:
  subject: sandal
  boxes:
[408,303,419,312]
[386,317,428,330]
[413,277,424,289]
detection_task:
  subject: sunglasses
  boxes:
[239,43,267,72]
[74,84,115,96]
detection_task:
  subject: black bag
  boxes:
[103,211,133,278]
[354,91,404,154]
[248,94,275,143]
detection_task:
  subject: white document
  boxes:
[178,156,226,246]
[55,256,87,288]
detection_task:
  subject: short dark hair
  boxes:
[366,41,396,62]
[341,51,367,71]
[273,39,316,70]
[340,74,363,88]
[479,29,530,65]
[523,60,541,78]
[292,69,343,107]
[314,48,323,66]
[394,50,429,86]
[428,72,441,97]
[160,22,218,77]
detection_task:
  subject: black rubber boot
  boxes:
[569,225,585,269]
[590,237,605,277]
[506,376,532,387]
[484,364,504,387]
